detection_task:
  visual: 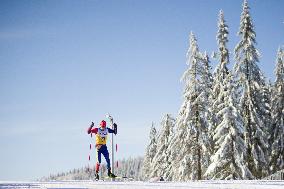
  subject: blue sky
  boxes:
[0,0,283,181]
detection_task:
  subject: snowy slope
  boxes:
[0,180,284,189]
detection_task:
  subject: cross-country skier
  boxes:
[87,120,117,180]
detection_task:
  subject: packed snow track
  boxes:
[0,180,284,189]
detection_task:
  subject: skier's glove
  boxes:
[113,123,117,135]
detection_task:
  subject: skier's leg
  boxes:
[94,145,102,180]
[101,145,116,177]
[96,145,102,173]
[101,145,111,170]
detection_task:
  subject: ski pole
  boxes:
[106,114,115,180]
[116,143,118,168]
[88,131,92,173]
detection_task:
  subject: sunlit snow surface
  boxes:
[0,180,284,189]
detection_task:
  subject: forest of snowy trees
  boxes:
[142,0,284,181]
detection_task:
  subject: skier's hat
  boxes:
[100,120,106,128]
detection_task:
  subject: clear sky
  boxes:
[0,0,283,181]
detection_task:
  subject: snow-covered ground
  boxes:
[0,180,284,189]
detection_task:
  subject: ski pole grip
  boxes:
[113,123,117,135]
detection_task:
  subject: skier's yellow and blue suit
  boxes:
[87,126,115,170]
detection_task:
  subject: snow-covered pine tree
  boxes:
[215,10,230,81]
[270,47,284,173]
[234,0,269,179]
[202,52,213,94]
[267,79,274,150]
[205,73,253,180]
[210,10,230,154]
[142,123,157,180]
[150,114,175,178]
[199,51,213,174]
[167,32,211,181]
[162,115,177,181]
[134,157,144,180]
[261,79,272,145]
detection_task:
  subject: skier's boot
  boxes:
[95,172,99,180]
[107,168,117,178]
[94,163,100,180]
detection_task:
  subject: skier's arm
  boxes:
[87,122,98,134]
[87,127,98,134]
[107,123,117,135]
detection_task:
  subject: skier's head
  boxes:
[100,120,106,128]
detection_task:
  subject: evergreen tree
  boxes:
[199,51,213,174]
[150,114,175,178]
[262,79,272,146]
[270,47,284,173]
[202,52,213,95]
[168,32,211,181]
[234,0,268,178]
[142,123,157,180]
[210,10,230,154]
[205,73,253,179]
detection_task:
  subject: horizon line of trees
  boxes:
[142,0,284,181]
[41,156,143,181]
